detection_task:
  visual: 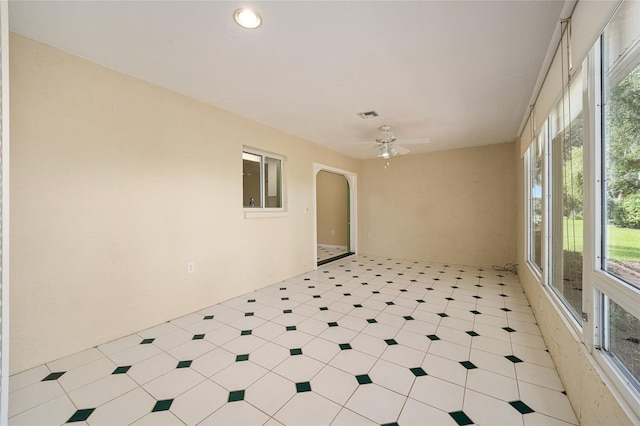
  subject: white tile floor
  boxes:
[317,245,350,263]
[9,255,579,425]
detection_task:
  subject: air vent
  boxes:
[357,111,379,119]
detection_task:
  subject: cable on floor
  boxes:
[492,263,519,275]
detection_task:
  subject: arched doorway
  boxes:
[313,164,357,267]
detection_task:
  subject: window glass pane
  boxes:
[550,69,584,320]
[243,152,262,208]
[603,1,640,290]
[529,132,544,273]
[607,298,640,389]
[264,156,282,208]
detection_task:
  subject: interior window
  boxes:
[242,150,283,209]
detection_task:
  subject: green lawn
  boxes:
[563,218,640,261]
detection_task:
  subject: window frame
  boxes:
[242,147,285,213]
[526,124,547,283]
[588,6,640,414]
[548,66,586,325]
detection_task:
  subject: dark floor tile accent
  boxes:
[328,322,339,327]
[67,408,95,422]
[320,307,329,311]
[280,287,287,290]
[437,313,449,318]
[381,423,399,426]
[498,283,507,286]
[410,367,427,377]
[248,299,256,303]
[470,310,482,315]
[509,400,535,414]
[283,309,293,314]
[367,319,378,324]
[290,348,303,356]
[177,360,192,368]
[42,372,65,381]
[466,331,480,337]
[503,327,516,332]
[236,354,249,362]
[141,338,155,344]
[505,355,523,363]
[416,299,425,303]
[400,289,408,292]
[356,374,372,384]
[228,390,245,402]
[240,330,252,336]
[193,334,205,340]
[152,399,173,412]
[403,316,414,321]
[304,278,310,281]
[343,293,351,296]
[499,294,509,297]
[445,297,455,301]
[313,295,321,299]
[203,315,214,320]
[281,297,289,301]
[473,295,482,299]
[459,361,477,370]
[245,312,254,317]
[384,339,398,346]
[286,326,297,331]
[362,282,369,285]
[112,366,131,375]
[449,410,473,426]
[451,286,459,289]
[339,343,352,350]
[426,335,440,341]
[354,304,363,308]
[336,284,343,287]
[455,277,462,280]
[308,285,316,289]
[501,308,512,312]
[296,381,312,393]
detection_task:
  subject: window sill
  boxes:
[244,210,288,219]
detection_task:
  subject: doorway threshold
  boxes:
[317,252,355,266]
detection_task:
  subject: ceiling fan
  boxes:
[364,125,430,159]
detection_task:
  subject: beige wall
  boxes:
[316,171,348,247]
[358,143,516,267]
[515,147,633,425]
[9,34,359,373]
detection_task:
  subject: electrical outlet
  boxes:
[187,262,195,274]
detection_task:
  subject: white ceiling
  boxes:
[8,0,567,159]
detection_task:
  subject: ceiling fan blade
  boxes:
[395,137,430,145]
[394,144,410,155]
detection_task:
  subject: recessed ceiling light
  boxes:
[234,8,262,29]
